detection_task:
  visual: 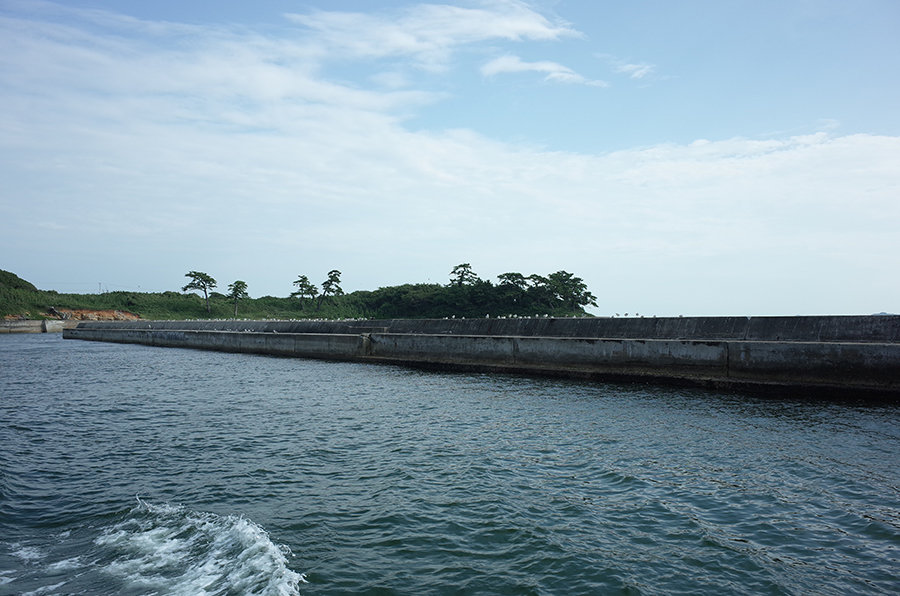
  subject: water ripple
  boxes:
[1,334,899,595]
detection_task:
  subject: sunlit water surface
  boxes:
[1,334,899,595]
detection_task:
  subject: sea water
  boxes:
[1,333,899,595]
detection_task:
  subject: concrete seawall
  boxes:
[63,316,900,399]
[1,320,72,333]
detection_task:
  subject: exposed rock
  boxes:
[49,309,142,321]
[3,312,31,321]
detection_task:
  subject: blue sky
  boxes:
[2,0,898,316]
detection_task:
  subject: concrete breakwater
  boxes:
[63,316,900,399]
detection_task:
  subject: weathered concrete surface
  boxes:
[1,320,73,333]
[63,316,900,399]
[64,315,900,342]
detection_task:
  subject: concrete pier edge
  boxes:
[63,315,900,400]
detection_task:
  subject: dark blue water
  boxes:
[1,333,899,595]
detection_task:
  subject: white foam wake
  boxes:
[96,498,305,596]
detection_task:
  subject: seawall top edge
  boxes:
[66,315,900,343]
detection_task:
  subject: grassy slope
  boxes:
[0,288,354,320]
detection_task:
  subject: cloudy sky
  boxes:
[2,0,898,316]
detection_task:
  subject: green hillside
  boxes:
[0,267,597,321]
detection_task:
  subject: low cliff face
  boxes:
[52,309,142,321]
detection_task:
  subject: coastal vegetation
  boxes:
[226,280,249,318]
[182,271,217,314]
[1,265,597,321]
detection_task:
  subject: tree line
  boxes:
[361,264,597,319]
[182,269,346,317]
[183,264,595,319]
[1,266,596,320]
[182,271,249,317]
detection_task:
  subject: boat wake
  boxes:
[92,497,306,595]
[3,497,306,595]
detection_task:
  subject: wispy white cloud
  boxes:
[0,9,443,126]
[481,54,607,86]
[597,53,657,80]
[285,0,577,68]
[616,62,654,78]
[817,118,841,131]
